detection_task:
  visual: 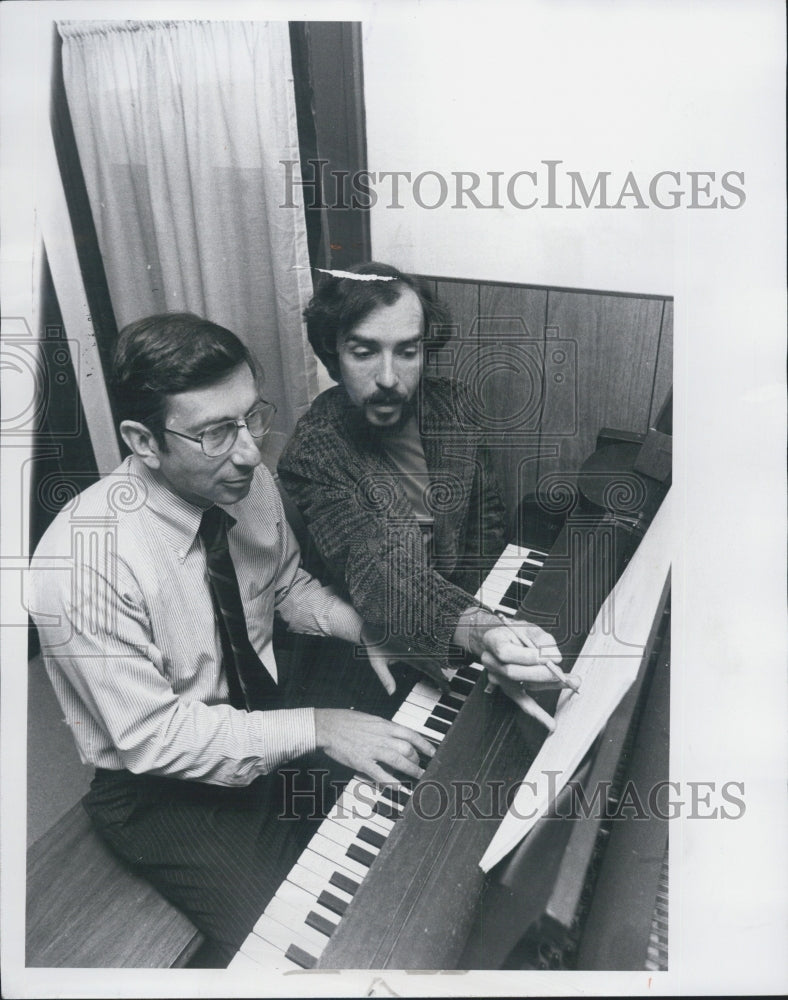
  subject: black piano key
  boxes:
[503,577,533,607]
[455,665,480,681]
[285,943,317,969]
[357,824,387,850]
[431,703,456,723]
[438,693,464,712]
[424,716,450,735]
[373,799,401,821]
[318,889,348,917]
[329,871,360,897]
[305,909,336,938]
[346,842,376,868]
[382,785,410,808]
[450,676,474,695]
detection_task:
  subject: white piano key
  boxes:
[308,832,370,879]
[342,783,407,826]
[392,697,432,720]
[251,912,325,962]
[241,922,308,968]
[340,775,408,812]
[228,944,289,971]
[392,701,433,728]
[318,815,381,854]
[402,723,446,745]
[393,720,443,746]
[410,679,461,703]
[275,880,341,931]
[272,902,339,949]
[328,795,392,832]
[478,580,512,606]
[403,687,443,712]
[287,862,354,907]
[328,780,395,830]
[376,778,412,801]
[476,542,544,605]
[297,845,363,888]
[391,720,437,743]
[264,896,329,950]
[392,706,448,743]
[323,813,388,849]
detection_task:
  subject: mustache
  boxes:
[364,389,408,406]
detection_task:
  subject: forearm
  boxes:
[280,458,476,660]
[346,546,474,661]
[41,639,319,786]
[451,605,501,660]
[110,698,318,785]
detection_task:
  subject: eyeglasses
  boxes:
[163,400,277,457]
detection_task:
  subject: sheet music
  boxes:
[480,490,673,872]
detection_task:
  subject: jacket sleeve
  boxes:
[279,424,475,671]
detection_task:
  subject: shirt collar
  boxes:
[127,455,207,556]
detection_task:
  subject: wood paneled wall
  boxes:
[419,275,673,536]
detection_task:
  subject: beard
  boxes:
[363,388,419,435]
[343,385,421,441]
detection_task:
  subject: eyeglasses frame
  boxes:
[162,399,277,457]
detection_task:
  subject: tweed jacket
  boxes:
[278,376,508,669]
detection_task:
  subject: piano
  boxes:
[231,462,671,972]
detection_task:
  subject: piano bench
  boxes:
[26,801,204,968]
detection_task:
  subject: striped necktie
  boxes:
[199,505,280,711]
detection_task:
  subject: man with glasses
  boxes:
[27,312,433,965]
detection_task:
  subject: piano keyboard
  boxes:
[229,543,548,971]
[644,841,669,972]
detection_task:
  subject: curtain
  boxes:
[58,20,317,433]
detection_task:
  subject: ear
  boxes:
[119,420,162,470]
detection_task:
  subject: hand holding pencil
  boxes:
[479,614,580,732]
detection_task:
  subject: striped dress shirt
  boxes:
[28,456,363,786]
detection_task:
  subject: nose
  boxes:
[231,423,263,467]
[375,352,399,390]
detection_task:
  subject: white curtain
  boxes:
[58,20,317,432]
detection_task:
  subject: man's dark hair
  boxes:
[304,262,451,381]
[111,312,257,447]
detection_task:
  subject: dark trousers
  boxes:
[82,638,423,965]
[82,762,332,964]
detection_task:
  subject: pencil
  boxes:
[492,611,581,695]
